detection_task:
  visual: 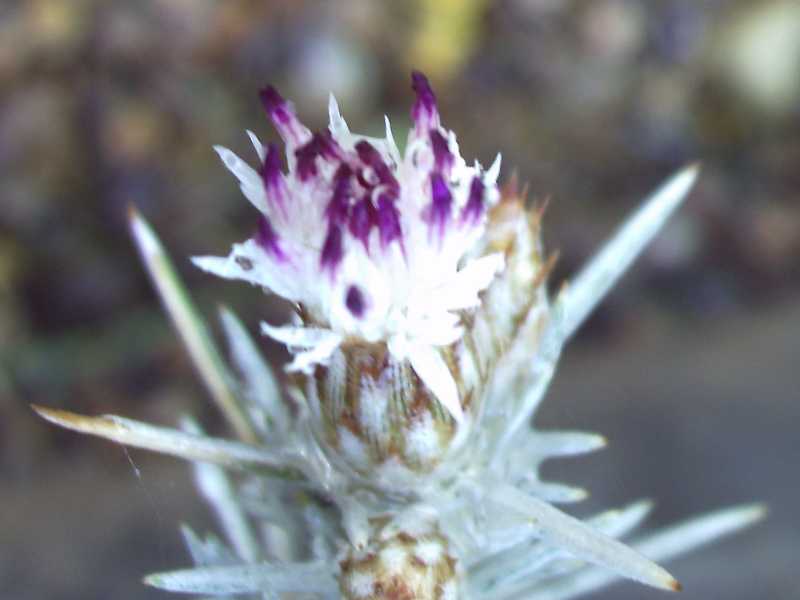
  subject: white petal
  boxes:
[193,249,295,299]
[261,322,343,373]
[434,253,505,311]
[404,313,463,347]
[193,254,255,283]
[246,129,266,162]
[418,323,464,347]
[145,561,335,595]
[486,152,502,185]
[408,343,464,423]
[328,93,349,136]
[260,322,340,349]
[384,115,401,161]
[192,240,299,300]
[213,146,267,213]
[555,164,699,342]
[285,335,342,373]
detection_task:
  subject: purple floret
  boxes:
[259,85,292,127]
[355,141,399,193]
[428,173,453,239]
[295,131,340,181]
[411,71,438,131]
[376,194,402,248]
[325,164,353,226]
[429,130,453,174]
[349,198,374,250]
[461,176,485,225]
[260,143,287,211]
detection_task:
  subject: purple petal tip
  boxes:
[411,71,435,103]
[261,143,283,181]
[462,176,485,224]
[259,144,288,212]
[259,84,301,137]
[411,70,439,130]
[428,173,452,238]
[259,86,286,115]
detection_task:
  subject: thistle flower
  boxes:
[193,72,509,487]
[35,72,763,599]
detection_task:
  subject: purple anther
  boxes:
[461,176,485,225]
[428,173,452,239]
[260,143,288,212]
[355,141,399,192]
[411,71,439,132]
[320,224,344,272]
[376,193,402,248]
[349,198,374,250]
[325,164,352,226]
[295,131,340,181]
[429,130,453,173]
[255,214,286,261]
[345,285,366,318]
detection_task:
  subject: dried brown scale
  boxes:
[471,195,550,356]
[485,194,551,322]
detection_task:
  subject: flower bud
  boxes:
[339,515,461,600]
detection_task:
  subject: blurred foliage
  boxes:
[408,0,490,80]
[1,1,799,597]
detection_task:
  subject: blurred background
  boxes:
[1,1,798,598]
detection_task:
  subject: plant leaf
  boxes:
[555,164,699,343]
[32,405,300,476]
[128,207,257,443]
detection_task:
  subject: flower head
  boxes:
[197,72,502,411]
[196,73,514,482]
